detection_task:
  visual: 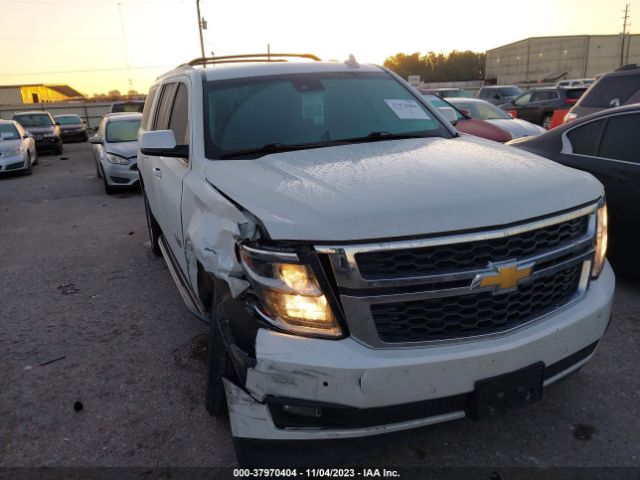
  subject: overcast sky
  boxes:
[0,0,634,95]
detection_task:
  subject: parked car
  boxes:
[109,101,145,114]
[508,104,639,272]
[139,54,613,465]
[12,111,63,154]
[564,64,640,123]
[448,98,546,138]
[90,113,142,194]
[555,78,594,88]
[420,87,470,98]
[0,119,37,175]
[475,85,523,105]
[54,114,88,142]
[422,94,512,142]
[500,87,587,129]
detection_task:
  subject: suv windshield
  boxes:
[13,114,52,127]
[106,119,141,143]
[55,115,82,125]
[204,71,450,159]
[498,87,523,97]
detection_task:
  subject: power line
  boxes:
[0,65,174,76]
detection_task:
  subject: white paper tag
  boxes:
[302,91,325,125]
[384,99,431,120]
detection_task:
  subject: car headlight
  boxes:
[592,203,608,278]
[240,246,342,338]
[106,153,129,165]
[3,145,24,157]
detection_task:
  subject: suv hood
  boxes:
[205,136,602,242]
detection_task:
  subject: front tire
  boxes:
[54,142,64,155]
[205,284,235,417]
[143,192,162,257]
[101,165,116,195]
[23,152,33,175]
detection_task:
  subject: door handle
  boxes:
[152,167,162,178]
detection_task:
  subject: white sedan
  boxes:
[0,119,37,175]
[449,98,546,139]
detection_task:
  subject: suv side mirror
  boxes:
[89,135,102,144]
[437,107,458,125]
[140,130,188,158]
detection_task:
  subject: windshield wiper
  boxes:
[337,131,432,144]
[219,143,304,159]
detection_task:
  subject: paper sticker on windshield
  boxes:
[302,91,325,125]
[384,99,431,120]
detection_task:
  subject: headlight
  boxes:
[240,246,342,338]
[3,145,24,157]
[106,153,129,165]
[592,203,608,278]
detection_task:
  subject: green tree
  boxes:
[384,50,486,83]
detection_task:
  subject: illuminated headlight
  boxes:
[240,246,342,338]
[106,153,129,165]
[592,203,608,278]
[3,145,24,157]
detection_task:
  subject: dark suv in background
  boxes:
[12,111,63,154]
[475,85,523,105]
[500,87,587,129]
[564,64,640,123]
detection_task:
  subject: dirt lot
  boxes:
[1,143,639,469]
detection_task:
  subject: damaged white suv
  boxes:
[138,54,614,463]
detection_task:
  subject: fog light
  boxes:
[283,404,323,418]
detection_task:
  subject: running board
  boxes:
[158,235,209,323]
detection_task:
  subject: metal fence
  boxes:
[0,101,114,130]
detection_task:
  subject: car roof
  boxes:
[0,119,18,125]
[104,112,142,121]
[54,113,80,117]
[162,61,384,83]
[13,111,51,116]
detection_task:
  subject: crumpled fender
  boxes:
[182,179,258,297]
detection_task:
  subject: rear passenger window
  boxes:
[567,119,605,156]
[141,86,157,130]
[598,114,640,163]
[153,83,177,130]
[168,83,189,145]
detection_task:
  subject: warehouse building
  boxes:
[485,34,640,85]
[0,84,85,105]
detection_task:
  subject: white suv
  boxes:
[138,54,614,464]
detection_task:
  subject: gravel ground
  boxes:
[0,143,639,470]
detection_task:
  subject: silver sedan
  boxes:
[0,119,38,175]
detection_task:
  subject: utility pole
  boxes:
[196,0,206,60]
[621,3,630,67]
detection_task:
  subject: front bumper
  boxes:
[0,153,28,172]
[226,261,614,440]
[60,129,87,141]
[34,136,61,151]
[102,161,139,186]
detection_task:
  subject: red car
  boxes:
[422,94,512,142]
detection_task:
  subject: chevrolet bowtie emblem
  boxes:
[472,261,534,294]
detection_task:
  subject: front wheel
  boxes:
[23,152,33,176]
[205,284,235,417]
[54,142,64,155]
[101,165,116,195]
[143,192,162,257]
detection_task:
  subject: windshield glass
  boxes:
[498,87,523,97]
[451,100,511,120]
[55,115,82,125]
[204,72,450,158]
[106,119,141,143]
[439,90,471,98]
[422,94,464,120]
[13,114,52,127]
[0,124,20,140]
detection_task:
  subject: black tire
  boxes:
[205,284,235,417]
[143,192,162,257]
[96,161,102,178]
[542,113,553,130]
[54,142,64,155]
[101,165,117,195]
[32,151,39,166]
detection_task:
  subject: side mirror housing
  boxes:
[140,130,188,158]
[89,135,102,144]
[437,106,458,125]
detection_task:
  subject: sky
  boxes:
[0,0,635,96]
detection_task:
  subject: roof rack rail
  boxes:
[186,53,321,67]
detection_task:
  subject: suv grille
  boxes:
[355,216,588,279]
[371,264,583,343]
